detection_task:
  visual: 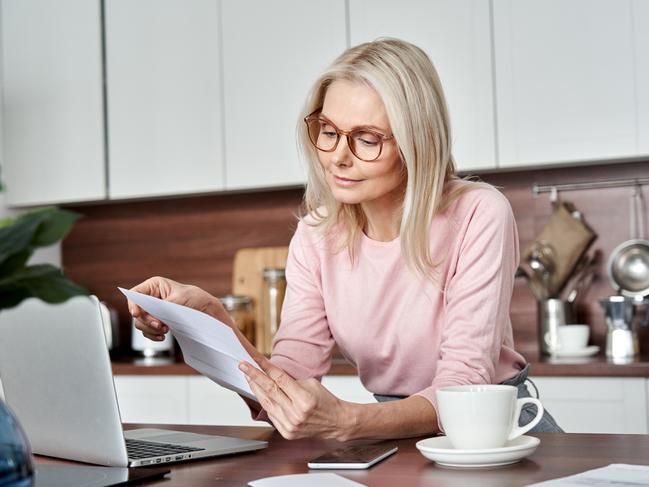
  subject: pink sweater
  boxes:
[270,183,526,415]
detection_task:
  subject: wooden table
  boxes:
[36,425,649,486]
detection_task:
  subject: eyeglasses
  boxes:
[304,111,394,162]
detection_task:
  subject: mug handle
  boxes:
[508,397,544,441]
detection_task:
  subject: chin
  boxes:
[329,189,362,205]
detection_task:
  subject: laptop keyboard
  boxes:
[126,438,206,459]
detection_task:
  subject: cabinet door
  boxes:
[349,0,496,172]
[113,376,189,424]
[188,377,267,426]
[105,0,224,199]
[531,377,648,434]
[635,0,649,155]
[1,0,105,206]
[321,375,375,404]
[221,0,347,190]
[494,0,638,167]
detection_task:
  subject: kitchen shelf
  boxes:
[112,354,649,378]
[533,176,649,198]
[111,357,358,376]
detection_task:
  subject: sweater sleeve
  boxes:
[268,220,335,380]
[413,190,520,427]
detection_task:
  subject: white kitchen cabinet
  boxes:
[493,0,641,168]
[220,0,347,190]
[188,376,374,426]
[0,0,106,206]
[112,375,373,427]
[113,376,189,424]
[105,0,225,199]
[349,0,496,172]
[321,375,375,404]
[531,376,648,434]
[188,376,267,427]
[635,0,649,155]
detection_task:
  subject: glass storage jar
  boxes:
[219,294,256,345]
[261,268,287,355]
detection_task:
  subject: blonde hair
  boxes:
[298,38,470,278]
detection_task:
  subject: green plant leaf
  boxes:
[0,288,31,309]
[30,208,81,247]
[0,216,42,266]
[0,216,14,229]
[0,248,33,276]
[0,264,88,309]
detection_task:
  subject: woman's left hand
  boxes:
[239,359,354,441]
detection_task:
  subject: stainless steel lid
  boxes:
[219,294,252,311]
[607,187,649,297]
[608,239,649,297]
[262,268,285,281]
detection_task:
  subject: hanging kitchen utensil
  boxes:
[561,250,600,303]
[523,202,597,298]
[608,186,649,297]
[527,242,556,300]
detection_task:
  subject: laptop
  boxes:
[0,295,267,467]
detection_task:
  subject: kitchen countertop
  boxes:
[112,353,649,377]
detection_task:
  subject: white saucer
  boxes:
[551,345,600,358]
[416,435,540,468]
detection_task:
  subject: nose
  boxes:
[330,134,353,167]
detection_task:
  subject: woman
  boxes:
[129,38,561,440]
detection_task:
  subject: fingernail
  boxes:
[161,325,168,333]
[151,320,160,329]
[239,362,249,372]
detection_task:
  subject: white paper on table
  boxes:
[526,463,649,486]
[119,287,260,402]
[248,473,366,487]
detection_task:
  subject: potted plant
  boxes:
[0,206,89,485]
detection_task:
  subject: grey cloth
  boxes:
[500,363,563,432]
[373,363,564,433]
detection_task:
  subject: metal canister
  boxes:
[537,298,575,355]
[219,294,255,345]
[261,268,287,355]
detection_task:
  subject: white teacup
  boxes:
[436,384,544,450]
[557,324,590,351]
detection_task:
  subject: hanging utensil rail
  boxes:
[533,177,649,198]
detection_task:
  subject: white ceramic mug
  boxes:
[436,384,544,450]
[557,324,590,351]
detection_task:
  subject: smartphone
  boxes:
[307,444,398,469]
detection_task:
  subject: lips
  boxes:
[332,175,364,187]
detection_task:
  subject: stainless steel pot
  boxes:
[608,187,649,297]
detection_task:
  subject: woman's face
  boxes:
[317,80,404,207]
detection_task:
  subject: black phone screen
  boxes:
[309,445,397,465]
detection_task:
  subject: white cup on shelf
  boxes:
[557,324,590,351]
[436,384,544,450]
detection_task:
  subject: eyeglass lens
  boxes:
[306,118,383,161]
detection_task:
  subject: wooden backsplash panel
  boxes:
[63,189,303,348]
[483,161,649,360]
[63,160,649,358]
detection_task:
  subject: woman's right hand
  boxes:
[127,276,234,341]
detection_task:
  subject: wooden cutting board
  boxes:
[232,246,289,354]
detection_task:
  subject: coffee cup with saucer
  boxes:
[416,384,543,468]
[552,324,599,358]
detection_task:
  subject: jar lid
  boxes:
[219,294,252,310]
[263,268,285,280]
